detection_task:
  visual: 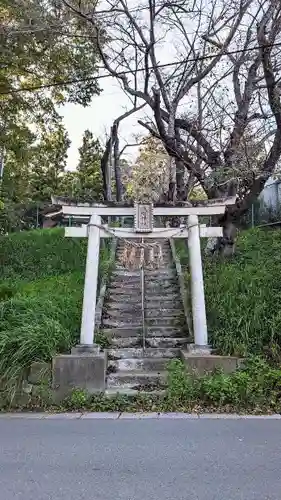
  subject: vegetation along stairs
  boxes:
[100,239,190,395]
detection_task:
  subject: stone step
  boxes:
[116,250,171,256]
[115,255,173,264]
[115,258,172,264]
[116,249,172,256]
[115,261,173,269]
[103,310,142,320]
[103,304,142,313]
[105,294,182,305]
[146,308,183,318]
[102,317,185,329]
[103,308,183,320]
[109,278,179,288]
[107,336,189,348]
[116,247,171,254]
[147,319,185,328]
[108,282,178,290]
[102,317,141,329]
[116,251,174,264]
[115,266,173,272]
[116,256,172,263]
[102,327,185,338]
[105,388,166,397]
[108,280,180,290]
[109,278,178,288]
[107,347,180,359]
[106,286,181,296]
[103,316,186,327]
[103,309,183,319]
[145,337,188,348]
[112,269,176,278]
[144,281,179,288]
[108,357,171,372]
[117,241,171,248]
[107,371,167,388]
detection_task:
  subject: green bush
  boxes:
[65,389,91,410]
[166,358,281,412]
[166,359,196,403]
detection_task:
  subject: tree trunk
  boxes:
[176,158,187,201]
[113,126,123,202]
[219,218,238,257]
[100,137,111,202]
[205,211,237,257]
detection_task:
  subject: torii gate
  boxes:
[61,197,236,352]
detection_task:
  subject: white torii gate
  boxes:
[62,198,235,351]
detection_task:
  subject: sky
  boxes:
[58,0,184,172]
[59,77,150,171]
[58,1,247,174]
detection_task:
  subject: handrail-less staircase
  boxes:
[100,239,190,395]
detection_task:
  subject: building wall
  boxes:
[259,179,280,212]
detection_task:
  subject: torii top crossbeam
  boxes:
[51,195,236,218]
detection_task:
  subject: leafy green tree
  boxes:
[0,0,104,231]
[58,171,79,199]
[29,123,71,202]
[1,0,103,157]
[74,129,103,202]
[0,147,32,232]
[0,121,70,232]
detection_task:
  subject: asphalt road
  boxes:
[1,415,281,500]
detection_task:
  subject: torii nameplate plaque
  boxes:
[134,203,154,233]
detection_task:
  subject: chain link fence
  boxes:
[2,183,281,234]
[240,181,281,229]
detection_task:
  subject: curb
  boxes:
[0,412,281,419]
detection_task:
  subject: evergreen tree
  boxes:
[75,129,103,202]
[29,124,70,202]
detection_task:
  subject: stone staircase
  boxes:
[100,239,190,395]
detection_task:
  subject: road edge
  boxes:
[0,412,281,419]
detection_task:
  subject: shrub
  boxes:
[166,357,281,412]
[65,389,91,410]
[166,359,196,403]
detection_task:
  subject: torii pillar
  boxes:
[188,214,208,351]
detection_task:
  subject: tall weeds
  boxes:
[0,228,110,397]
[177,228,281,356]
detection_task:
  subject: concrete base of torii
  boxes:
[180,350,244,375]
[52,348,107,398]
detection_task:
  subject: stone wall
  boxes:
[0,362,52,409]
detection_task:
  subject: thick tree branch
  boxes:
[173,0,254,104]
[258,18,281,131]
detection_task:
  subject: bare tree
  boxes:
[63,0,281,251]
[100,102,146,201]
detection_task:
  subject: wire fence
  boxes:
[240,182,281,229]
[2,184,281,234]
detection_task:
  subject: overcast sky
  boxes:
[59,77,150,171]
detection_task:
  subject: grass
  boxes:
[177,228,281,357]
[0,228,111,397]
[1,225,281,404]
